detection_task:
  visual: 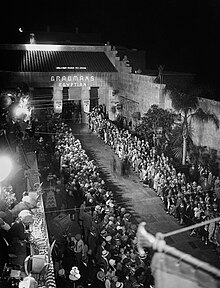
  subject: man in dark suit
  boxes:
[0,218,10,276]
[7,215,31,266]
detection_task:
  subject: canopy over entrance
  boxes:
[0,48,117,73]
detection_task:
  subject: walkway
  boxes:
[70,123,220,269]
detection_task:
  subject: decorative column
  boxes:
[109,88,118,121]
[81,87,90,123]
[158,84,166,109]
[52,86,63,113]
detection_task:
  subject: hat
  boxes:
[69,273,80,281]
[105,235,112,242]
[124,213,130,219]
[22,195,37,207]
[19,276,37,288]
[116,281,124,288]
[71,266,79,272]
[139,252,147,259]
[97,270,105,281]
[58,268,65,276]
[75,234,82,240]
[0,217,5,226]
[116,226,123,230]
[95,205,101,211]
[101,229,107,236]
[109,259,116,266]
[69,266,81,281]
[109,216,115,222]
[18,210,34,224]
[0,219,10,231]
[102,250,109,257]
[123,258,130,265]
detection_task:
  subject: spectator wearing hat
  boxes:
[10,195,36,219]
[98,250,110,273]
[0,218,10,275]
[184,201,194,226]
[79,202,93,244]
[115,280,124,288]
[66,188,77,221]
[8,210,33,243]
[7,210,33,266]
[53,119,157,286]
[108,258,116,277]
[179,200,186,225]
[134,266,153,288]
[104,235,113,251]
[56,267,68,286]
[62,240,77,275]
[96,238,107,261]
[72,233,85,267]
[94,270,106,288]
[88,219,101,256]
[54,178,66,209]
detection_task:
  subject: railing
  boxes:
[26,152,56,288]
[137,222,220,287]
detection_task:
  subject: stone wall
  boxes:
[106,49,165,124]
[106,45,220,155]
[191,97,220,152]
[162,90,220,154]
[117,73,164,121]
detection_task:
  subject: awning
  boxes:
[0,50,117,73]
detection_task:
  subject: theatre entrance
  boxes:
[63,87,82,122]
[33,87,53,122]
[90,87,99,111]
[59,86,100,123]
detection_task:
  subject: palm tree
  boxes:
[169,84,219,165]
[135,105,176,149]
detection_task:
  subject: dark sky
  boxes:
[1,0,220,92]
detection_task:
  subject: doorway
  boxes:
[89,87,99,111]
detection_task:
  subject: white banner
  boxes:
[83,100,90,113]
[54,100,63,113]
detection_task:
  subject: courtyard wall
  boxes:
[107,46,220,155]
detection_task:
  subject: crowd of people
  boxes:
[23,103,220,287]
[88,105,220,250]
[49,121,154,288]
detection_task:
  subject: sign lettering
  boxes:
[50,75,95,82]
[50,75,95,87]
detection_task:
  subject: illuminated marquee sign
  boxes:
[50,75,95,87]
[56,66,87,70]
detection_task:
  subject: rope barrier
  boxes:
[157,216,220,240]
[42,196,160,214]
[137,222,220,278]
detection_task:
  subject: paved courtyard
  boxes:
[70,123,220,269]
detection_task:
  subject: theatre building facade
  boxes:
[1,43,219,153]
[0,44,121,123]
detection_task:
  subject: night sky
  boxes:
[1,0,220,96]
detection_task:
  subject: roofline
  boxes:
[0,44,110,52]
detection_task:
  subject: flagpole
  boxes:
[137,222,220,278]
